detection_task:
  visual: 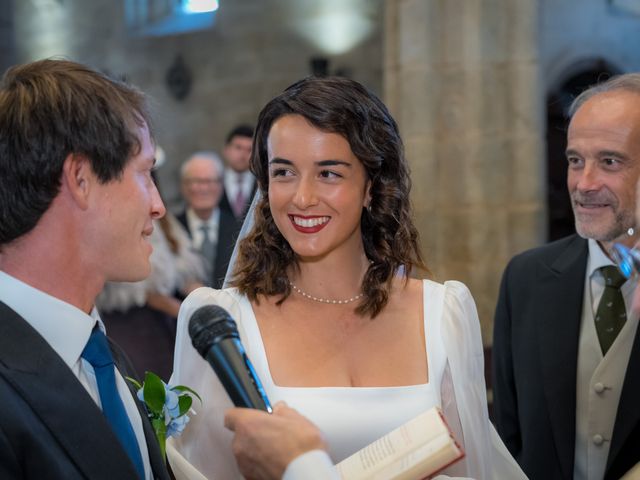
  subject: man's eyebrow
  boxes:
[597,150,627,159]
[565,148,627,159]
[565,148,579,157]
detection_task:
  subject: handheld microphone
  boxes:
[189,304,272,412]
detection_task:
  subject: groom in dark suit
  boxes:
[493,74,640,480]
[0,59,170,479]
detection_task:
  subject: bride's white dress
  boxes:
[170,280,526,479]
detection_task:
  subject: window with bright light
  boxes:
[182,0,219,14]
[125,0,219,37]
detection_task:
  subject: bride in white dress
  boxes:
[171,76,525,480]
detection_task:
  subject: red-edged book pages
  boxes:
[336,406,464,480]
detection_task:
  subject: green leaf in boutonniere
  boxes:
[127,372,201,463]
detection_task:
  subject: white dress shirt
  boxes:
[224,169,254,212]
[0,271,153,480]
[186,207,219,251]
[574,240,639,480]
[283,450,339,480]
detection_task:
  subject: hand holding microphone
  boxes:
[188,304,272,412]
[224,402,330,480]
[188,303,334,480]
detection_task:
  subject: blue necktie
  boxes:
[82,326,145,479]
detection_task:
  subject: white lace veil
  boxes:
[223,190,261,288]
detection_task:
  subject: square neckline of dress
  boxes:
[233,279,446,391]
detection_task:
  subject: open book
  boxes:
[336,407,464,480]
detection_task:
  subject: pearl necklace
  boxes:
[289,281,364,304]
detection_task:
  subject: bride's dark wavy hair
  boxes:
[231,76,427,317]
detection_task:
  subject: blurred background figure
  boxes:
[177,151,237,289]
[97,147,206,381]
[219,124,256,221]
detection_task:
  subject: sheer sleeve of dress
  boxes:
[436,281,527,480]
[170,287,247,479]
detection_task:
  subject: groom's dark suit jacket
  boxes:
[0,301,170,479]
[493,234,640,480]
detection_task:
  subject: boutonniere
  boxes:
[128,372,201,462]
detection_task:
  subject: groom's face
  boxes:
[89,122,165,282]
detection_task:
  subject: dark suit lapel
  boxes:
[219,190,233,217]
[176,211,191,237]
[0,302,139,479]
[220,180,256,220]
[243,181,257,218]
[535,236,588,479]
[110,342,170,480]
[606,322,640,476]
[214,208,240,288]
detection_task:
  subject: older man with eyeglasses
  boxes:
[177,152,238,289]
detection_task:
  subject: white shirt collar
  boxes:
[226,169,244,183]
[587,238,616,279]
[0,271,100,369]
[586,238,637,313]
[186,207,219,230]
[224,169,254,195]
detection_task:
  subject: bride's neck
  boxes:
[291,251,370,297]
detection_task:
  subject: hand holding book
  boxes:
[336,407,464,480]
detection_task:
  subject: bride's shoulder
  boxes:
[183,286,242,304]
[418,278,474,303]
[387,277,423,309]
[391,276,422,293]
[179,286,246,320]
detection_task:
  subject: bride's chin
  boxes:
[293,252,328,263]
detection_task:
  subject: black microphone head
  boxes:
[189,305,239,357]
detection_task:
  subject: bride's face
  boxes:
[266,114,371,260]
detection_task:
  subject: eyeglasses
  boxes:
[611,243,640,279]
[183,178,222,188]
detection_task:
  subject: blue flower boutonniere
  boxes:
[128,372,201,462]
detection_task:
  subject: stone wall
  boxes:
[384,0,545,343]
[0,0,14,73]
[12,0,382,207]
[8,0,640,343]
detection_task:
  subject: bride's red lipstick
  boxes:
[289,215,330,234]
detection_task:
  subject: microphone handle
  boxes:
[204,338,272,412]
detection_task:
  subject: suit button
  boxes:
[593,434,604,446]
[594,382,605,393]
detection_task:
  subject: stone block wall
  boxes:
[384,0,545,343]
[12,0,382,207]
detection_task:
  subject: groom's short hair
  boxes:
[0,58,152,246]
